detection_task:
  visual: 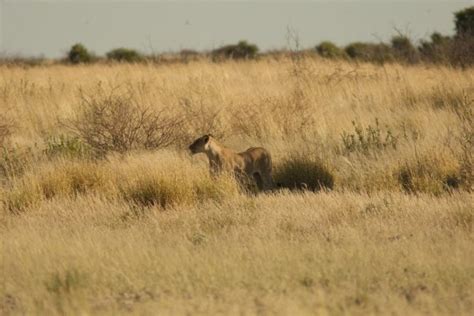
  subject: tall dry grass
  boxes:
[0,56,473,315]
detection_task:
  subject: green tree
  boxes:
[315,41,344,58]
[106,48,143,62]
[345,42,393,64]
[212,41,259,60]
[68,43,92,64]
[391,36,419,63]
[419,32,452,63]
[455,6,474,37]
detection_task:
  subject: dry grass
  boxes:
[0,56,473,315]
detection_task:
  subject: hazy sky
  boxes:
[1,0,472,58]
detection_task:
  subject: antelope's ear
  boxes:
[203,135,210,143]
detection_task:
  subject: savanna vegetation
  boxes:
[0,51,473,315]
[0,6,473,316]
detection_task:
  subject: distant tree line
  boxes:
[315,7,474,66]
[64,7,474,67]
[1,6,472,67]
[65,40,259,64]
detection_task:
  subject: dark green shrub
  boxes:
[106,48,143,62]
[180,49,200,63]
[212,41,259,60]
[451,7,474,66]
[455,6,474,37]
[67,43,92,64]
[274,155,334,192]
[419,32,453,63]
[345,42,393,64]
[316,41,344,58]
[391,36,419,63]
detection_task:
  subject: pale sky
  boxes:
[1,0,472,58]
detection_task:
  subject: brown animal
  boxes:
[188,135,274,191]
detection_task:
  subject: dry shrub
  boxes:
[1,182,41,214]
[428,85,472,109]
[121,175,195,208]
[67,88,184,156]
[2,160,113,213]
[120,166,239,208]
[401,84,472,110]
[335,156,400,193]
[0,147,31,181]
[397,154,460,195]
[37,161,112,199]
[274,155,334,191]
[178,96,228,141]
[232,94,314,140]
[1,152,241,213]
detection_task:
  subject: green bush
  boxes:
[212,41,259,60]
[345,42,394,64]
[67,43,92,64]
[455,6,474,37]
[316,41,344,58]
[391,36,419,63]
[274,155,334,192]
[419,32,453,63]
[106,48,143,62]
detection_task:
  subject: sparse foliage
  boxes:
[66,89,184,155]
[44,135,92,159]
[341,119,398,154]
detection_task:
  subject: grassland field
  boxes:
[0,55,473,315]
